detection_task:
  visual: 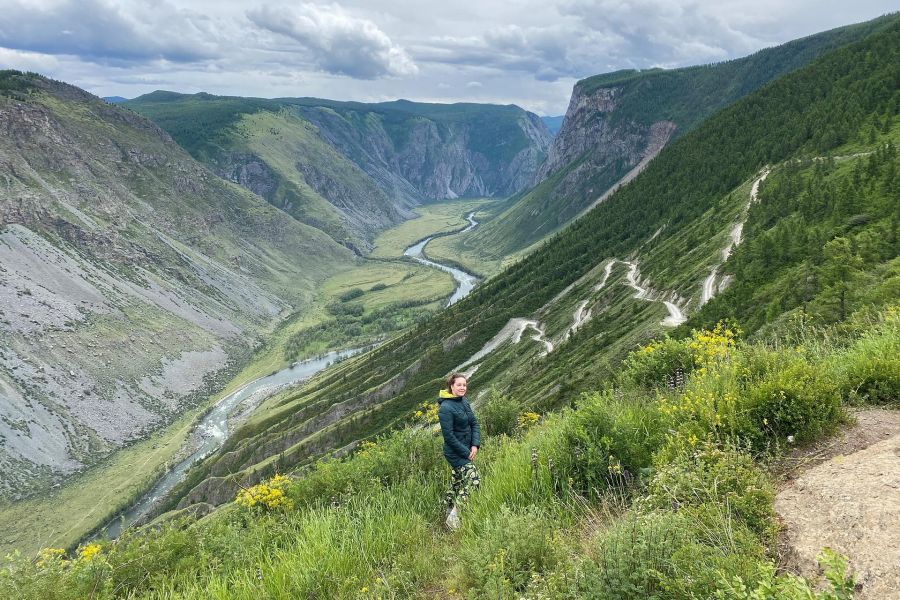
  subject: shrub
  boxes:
[369,283,388,292]
[479,390,520,437]
[643,440,775,538]
[622,336,694,389]
[715,548,855,600]
[235,473,293,511]
[339,288,365,302]
[744,359,842,448]
[554,391,665,498]
[456,505,565,597]
[622,324,739,390]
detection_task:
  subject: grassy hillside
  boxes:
[5,307,895,598]
[141,16,899,521]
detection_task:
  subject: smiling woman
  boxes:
[438,372,481,529]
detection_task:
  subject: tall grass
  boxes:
[5,309,895,598]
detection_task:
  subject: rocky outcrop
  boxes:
[294,103,552,204]
[534,84,675,191]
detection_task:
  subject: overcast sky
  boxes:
[0,1,895,115]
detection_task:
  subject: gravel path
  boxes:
[775,409,900,599]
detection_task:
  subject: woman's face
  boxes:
[450,377,467,397]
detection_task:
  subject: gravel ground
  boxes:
[775,409,900,599]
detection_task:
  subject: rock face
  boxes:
[535,83,675,193]
[0,73,352,499]
[293,102,552,204]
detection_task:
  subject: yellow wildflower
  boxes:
[78,543,102,562]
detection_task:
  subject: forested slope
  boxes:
[446,14,898,266]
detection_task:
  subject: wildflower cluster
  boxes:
[35,548,66,568]
[688,323,738,365]
[77,543,102,562]
[517,411,540,431]
[413,401,439,424]
[234,473,294,511]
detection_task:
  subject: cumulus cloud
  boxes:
[0,0,220,65]
[247,3,418,78]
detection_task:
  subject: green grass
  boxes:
[6,309,892,598]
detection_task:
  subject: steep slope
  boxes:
[450,14,898,263]
[0,72,354,499]
[288,98,551,201]
[159,17,899,512]
[125,94,552,251]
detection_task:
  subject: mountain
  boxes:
[0,71,355,500]
[448,14,899,265]
[540,115,564,136]
[102,96,128,104]
[124,94,553,251]
[155,15,899,514]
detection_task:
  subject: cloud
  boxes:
[561,0,770,65]
[0,0,219,65]
[247,3,418,79]
[413,24,619,82]
[0,47,60,72]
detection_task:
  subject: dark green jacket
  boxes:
[438,390,481,468]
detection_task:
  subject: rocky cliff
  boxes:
[0,72,353,499]
[291,100,552,204]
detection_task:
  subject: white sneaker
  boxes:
[446,505,460,530]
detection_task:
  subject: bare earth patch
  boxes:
[775,409,900,599]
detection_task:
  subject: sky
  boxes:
[0,1,895,115]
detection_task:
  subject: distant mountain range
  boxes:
[125,93,552,252]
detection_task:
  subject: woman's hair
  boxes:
[446,372,467,392]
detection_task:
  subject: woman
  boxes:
[438,372,481,529]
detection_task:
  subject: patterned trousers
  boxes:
[445,462,480,509]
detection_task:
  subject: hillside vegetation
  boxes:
[442,14,898,270]
[4,307,896,598]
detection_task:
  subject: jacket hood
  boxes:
[438,389,459,402]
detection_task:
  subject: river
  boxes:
[403,212,479,306]
[102,347,362,538]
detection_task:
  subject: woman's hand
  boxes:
[469,446,478,461]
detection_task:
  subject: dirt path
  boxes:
[774,409,900,599]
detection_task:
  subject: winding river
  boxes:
[403,212,479,306]
[103,347,362,538]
